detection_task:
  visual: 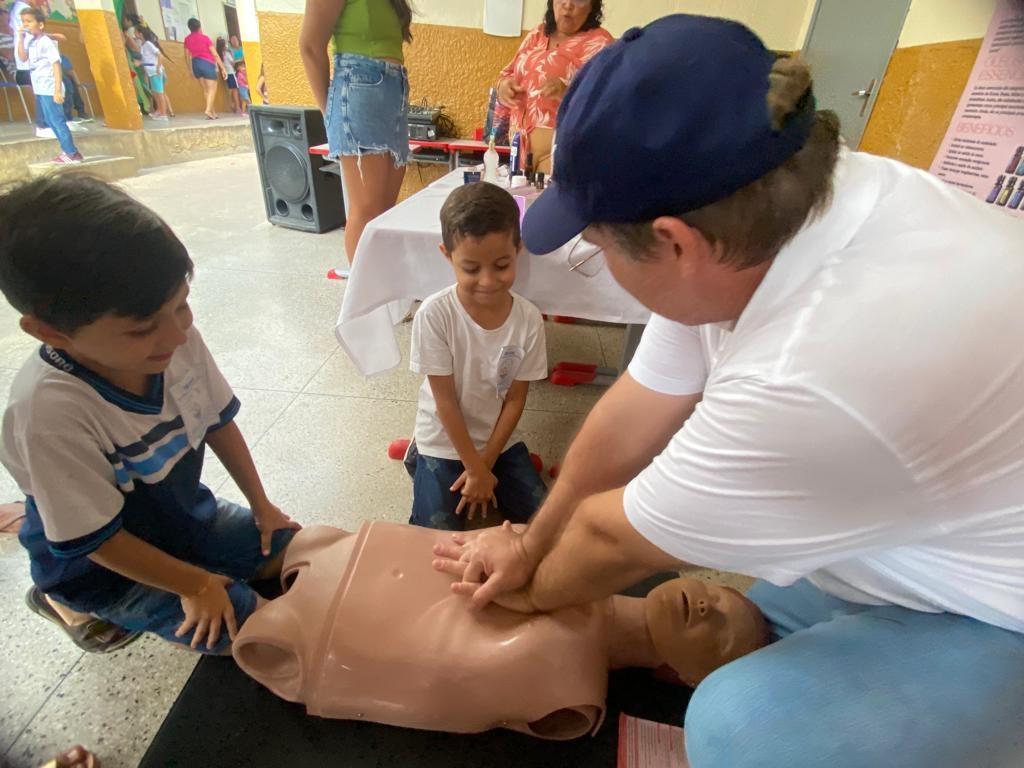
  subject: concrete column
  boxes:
[254,0,314,105]
[237,0,264,102]
[76,0,142,129]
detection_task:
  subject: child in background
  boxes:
[139,26,171,120]
[256,62,267,104]
[405,182,549,530]
[235,60,250,115]
[0,175,301,653]
[216,36,241,114]
[18,7,81,163]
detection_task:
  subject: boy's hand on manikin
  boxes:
[451,468,498,521]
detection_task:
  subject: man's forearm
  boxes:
[522,373,700,562]
[527,488,685,612]
[90,528,210,597]
[206,420,269,508]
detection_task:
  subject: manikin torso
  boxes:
[234,523,609,739]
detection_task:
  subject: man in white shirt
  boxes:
[434,14,1024,768]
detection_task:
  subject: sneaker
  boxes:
[35,127,56,139]
[71,152,84,162]
[67,121,88,132]
[53,152,83,164]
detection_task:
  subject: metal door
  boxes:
[801,0,912,147]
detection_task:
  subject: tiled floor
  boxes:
[0,153,751,768]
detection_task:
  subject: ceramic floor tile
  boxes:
[0,303,40,373]
[200,387,298,492]
[597,324,628,369]
[0,540,83,757]
[5,635,197,768]
[188,268,343,392]
[303,328,422,403]
[526,321,608,414]
[215,394,417,531]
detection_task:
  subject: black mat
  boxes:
[141,576,691,768]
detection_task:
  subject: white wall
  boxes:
[897,0,997,47]
[196,0,230,41]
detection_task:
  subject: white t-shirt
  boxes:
[10,0,29,70]
[140,40,160,71]
[410,286,548,460]
[623,149,1024,634]
[222,49,235,75]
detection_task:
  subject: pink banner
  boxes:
[930,0,1024,218]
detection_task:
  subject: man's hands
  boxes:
[450,466,498,520]
[432,520,539,610]
[252,500,301,555]
[176,573,237,650]
[497,77,525,108]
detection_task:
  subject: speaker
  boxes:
[250,105,346,233]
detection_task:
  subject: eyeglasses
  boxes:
[566,236,604,278]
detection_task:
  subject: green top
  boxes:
[332,0,405,63]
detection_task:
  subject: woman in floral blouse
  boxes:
[496,0,612,174]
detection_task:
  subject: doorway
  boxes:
[800,0,912,147]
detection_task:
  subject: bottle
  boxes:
[483,134,500,184]
[996,176,1016,207]
[1006,146,1024,174]
[1008,183,1024,210]
[986,175,1005,204]
[1016,155,1024,176]
[508,131,521,185]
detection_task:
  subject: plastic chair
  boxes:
[0,69,33,125]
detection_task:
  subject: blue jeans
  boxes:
[684,579,1024,768]
[37,94,78,156]
[55,500,295,654]
[325,52,409,165]
[406,441,546,530]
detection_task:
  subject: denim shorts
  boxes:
[147,72,165,94]
[62,499,295,654]
[226,73,238,90]
[325,52,409,165]
[405,440,546,531]
[192,58,218,81]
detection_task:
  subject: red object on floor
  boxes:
[326,268,350,280]
[529,452,543,473]
[549,463,561,479]
[552,315,578,324]
[387,438,411,460]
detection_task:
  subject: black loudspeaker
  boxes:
[250,105,346,233]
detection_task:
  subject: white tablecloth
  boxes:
[335,170,649,376]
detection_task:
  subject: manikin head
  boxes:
[646,577,769,686]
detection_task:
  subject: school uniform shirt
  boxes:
[623,149,1024,634]
[140,40,160,73]
[25,32,59,96]
[410,286,547,460]
[0,327,240,604]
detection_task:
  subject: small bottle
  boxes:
[508,131,521,185]
[1008,183,1024,210]
[535,171,545,190]
[986,175,1005,204]
[483,134,500,184]
[1016,155,1024,176]
[1006,146,1024,174]
[996,176,1017,207]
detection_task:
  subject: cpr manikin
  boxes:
[233,522,767,740]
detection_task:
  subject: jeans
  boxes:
[55,500,296,654]
[406,440,546,530]
[15,69,46,128]
[37,94,78,156]
[61,75,85,120]
[684,578,1024,768]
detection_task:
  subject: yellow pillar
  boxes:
[238,0,264,103]
[76,0,142,130]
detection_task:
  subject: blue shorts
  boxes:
[54,499,295,654]
[192,58,218,81]
[405,440,546,530]
[239,86,251,102]
[226,73,238,90]
[147,72,165,94]
[325,52,409,165]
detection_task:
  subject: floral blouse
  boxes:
[499,23,614,132]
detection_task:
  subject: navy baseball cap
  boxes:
[523,14,816,255]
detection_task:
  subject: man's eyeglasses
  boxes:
[566,236,604,278]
